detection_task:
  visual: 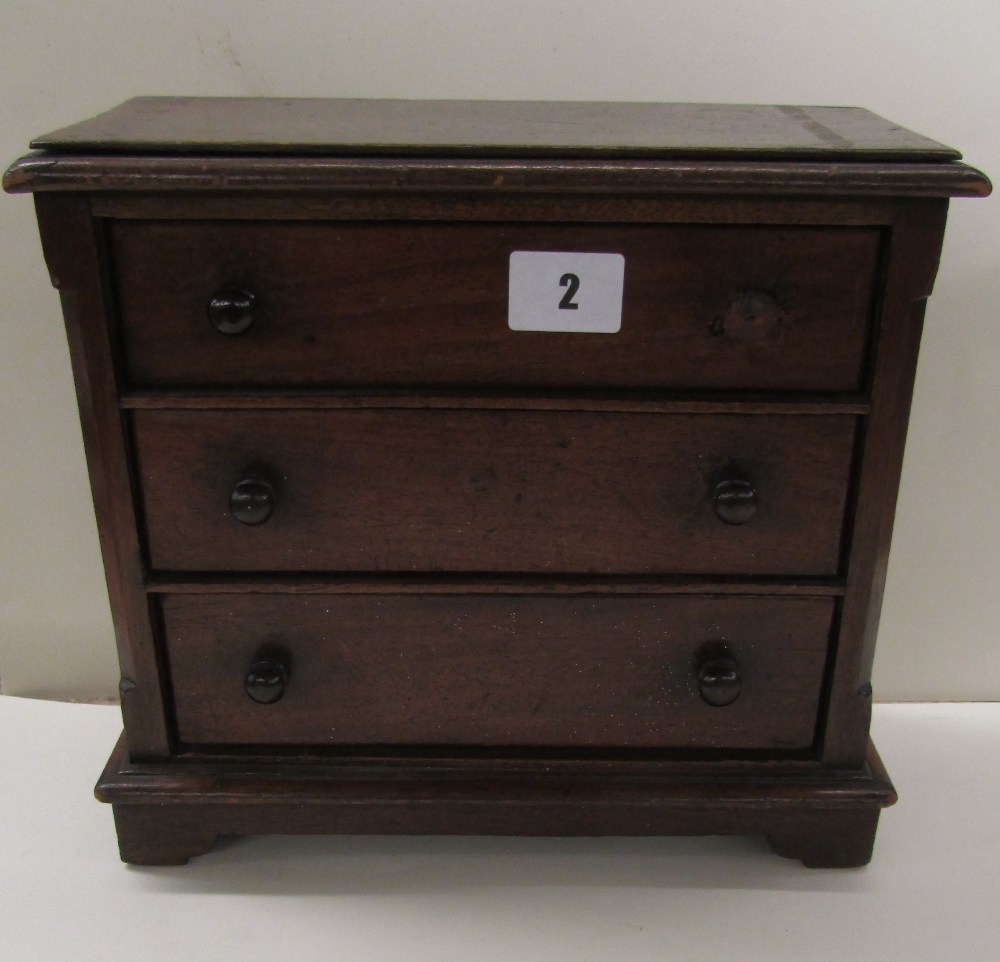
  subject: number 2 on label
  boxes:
[558,272,580,310]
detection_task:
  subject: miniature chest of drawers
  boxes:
[4,98,990,866]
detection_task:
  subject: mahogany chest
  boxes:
[4,98,989,866]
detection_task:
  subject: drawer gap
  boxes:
[120,390,871,415]
[145,574,846,596]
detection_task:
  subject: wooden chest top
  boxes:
[4,97,989,196]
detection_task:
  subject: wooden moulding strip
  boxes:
[96,733,895,806]
[5,154,992,197]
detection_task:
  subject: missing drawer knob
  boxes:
[208,287,257,335]
[709,289,785,341]
[230,476,276,526]
[697,657,742,707]
[713,478,757,525]
[245,657,289,704]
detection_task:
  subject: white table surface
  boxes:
[1,695,997,961]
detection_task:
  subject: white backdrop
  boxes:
[1,1,997,701]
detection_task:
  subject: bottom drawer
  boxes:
[162,593,833,751]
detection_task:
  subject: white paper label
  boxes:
[508,251,625,333]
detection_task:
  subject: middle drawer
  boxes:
[132,410,856,575]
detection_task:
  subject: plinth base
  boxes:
[96,736,896,868]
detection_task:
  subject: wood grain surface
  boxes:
[32,194,173,758]
[5,155,990,196]
[161,593,834,750]
[821,200,951,766]
[112,220,880,392]
[28,98,962,159]
[11,99,977,865]
[98,734,896,866]
[131,409,858,575]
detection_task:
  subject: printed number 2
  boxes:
[559,272,580,310]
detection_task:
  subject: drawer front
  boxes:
[133,410,856,575]
[113,221,880,391]
[162,593,833,750]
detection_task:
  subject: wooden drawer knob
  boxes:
[697,657,742,707]
[230,476,275,525]
[713,478,757,525]
[244,657,289,704]
[208,287,257,335]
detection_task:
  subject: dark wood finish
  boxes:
[244,657,289,705]
[766,808,881,868]
[207,287,257,335]
[113,221,880,392]
[697,657,743,707]
[229,476,275,526]
[131,409,857,575]
[97,734,896,867]
[5,156,991,198]
[821,200,950,767]
[120,392,871,415]
[713,478,757,525]
[91,193,907,225]
[28,99,961,159]
[7,99,985,866]
[161,593,833,749]
[111,804,218,866]
[32,194,172,759]
[144,575,847,596]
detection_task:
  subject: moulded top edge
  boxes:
[3,151,992,198]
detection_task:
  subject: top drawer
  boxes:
[111,221,880,392]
